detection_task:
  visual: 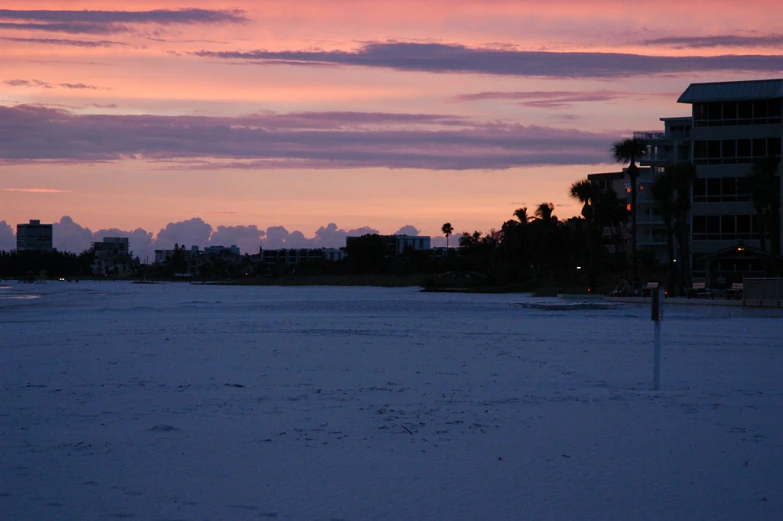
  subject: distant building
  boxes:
[587,171,628,255]
[154,245,200,265]
[204,245,240,256]
[16,219,53,252]
[93,237,135,276]
[262,248,345,266]
[635,117,693,263]
[345,234,431,255]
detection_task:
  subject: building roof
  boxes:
[587,171,623,180]
[678,79,783,104]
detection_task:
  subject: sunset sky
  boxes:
[2,0,782,258]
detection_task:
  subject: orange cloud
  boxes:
[4,187,71,193]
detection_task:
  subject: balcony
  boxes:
[634,131,666,140]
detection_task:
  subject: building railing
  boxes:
[634,131,666,140]
[743,277,783,307]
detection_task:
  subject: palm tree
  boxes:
[569,180,598,288]
[650,171,677,289]
[612,137,647,285]
[593,187,628,259]
[569,180,595,222]
[513,207,530,224]
[747,157,781,256]
[668,162,697,293]
[535,202,556,222]
[441,222,454,249]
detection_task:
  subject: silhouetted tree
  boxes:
[612,137,647,285]
[441,222,454,249]
[748,157,781,256]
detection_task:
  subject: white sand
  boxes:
[1,282,781,520]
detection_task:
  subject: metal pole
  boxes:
[652,287,663,391]
[653,320,661,391]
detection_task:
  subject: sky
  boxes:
[1,0,782,258]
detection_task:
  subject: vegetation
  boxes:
[0,249,95,279]
[611,137,647,285]
[748,157,781,256]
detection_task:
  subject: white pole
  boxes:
[653,320,661,391]
[652,287,663,391]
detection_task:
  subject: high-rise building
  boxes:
[677,79,783,280]
[16,219,53,252]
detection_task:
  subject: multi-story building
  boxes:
[633,117,694,263]
[587,171,627,255]
[346,234,431,255]
[204,245,240,256]
[261,248,345,266]
[93,237,134,275]
[16,219,53,252]
[677,79,783,280]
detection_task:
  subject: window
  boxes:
[753,100,769,119]
[769,137,781,157]
[738,101,753,121]
[695,99,780,126]
[722,140,736,158]
[706,178,721,199]
[694,141,707,159]
[753,139,767,157]
[693,178,707,202]
[721,215,735,234]
[722,178,736,201]
[737,139,751,158]
[706,216,720,235]
[723,101,737,121]
[693,216,706,235]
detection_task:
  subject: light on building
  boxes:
[737,247,745,251]
[576,266,582,270]
[673,258,677,263]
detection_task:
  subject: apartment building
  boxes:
[677,79,783,280]
[634,117,693,263]
[16,219,54,252]
[93,237,134,275]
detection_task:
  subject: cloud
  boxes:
[92,227,155,262]
[449,90,666,108]
[0,36,125,47]
[642,34,783,49]
[0,220,15,252]
[154,218,213,250]
[0,105,618,170]
[394,225,420,236]
[0,9,247,24]
[4,79,100,90]
[53,216,94,253]
[3,187,71,193]
[0,9,247,34]
[193,41,783,78]
[5,79,52,88]
[0,21,130,34]
[209,225,266,254]
[10,216,423,256]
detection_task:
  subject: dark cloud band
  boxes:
[194,42,783,78]
[0,105,616,170]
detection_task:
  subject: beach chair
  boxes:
[727,282,743,300]
[688,281,711,299]
[643,281,659,297]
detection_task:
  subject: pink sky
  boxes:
[1,0,782,255]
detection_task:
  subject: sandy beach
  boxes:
[1,281,781,520]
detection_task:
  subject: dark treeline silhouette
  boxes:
[0,249,95,279]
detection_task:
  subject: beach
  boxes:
[1,281,781,520]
